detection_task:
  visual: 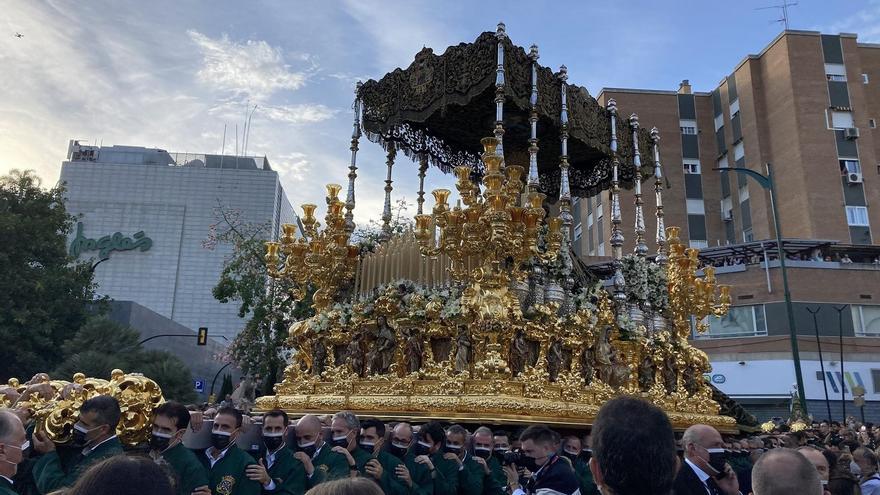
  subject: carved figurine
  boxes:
[595,329,613,385]
[663,353,678,392]
[454,327,472,374]
[609,346,630,389]
[509,329,527,377]
[346,332,365,377]
[638,353,655,391]
[369,316,397,375]
[313,338,327,377]
[547,339,563,382]
[403,328,423,374]
[580,346,594,384]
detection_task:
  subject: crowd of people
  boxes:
[1,394,880,495]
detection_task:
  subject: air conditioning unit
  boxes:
[845,127,860,140]
[723,210,734,221]
[847,172,864,184]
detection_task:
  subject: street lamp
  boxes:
[713,163,807,415]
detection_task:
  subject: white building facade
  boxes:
[60,140,295,340]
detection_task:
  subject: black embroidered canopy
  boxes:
[358,30,655,199]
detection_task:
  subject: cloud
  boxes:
[820,0,880,42]
[188,30,310,99]
[261,103,337,124]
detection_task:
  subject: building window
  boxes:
[831,110,855,129]
[827,74,847,82]
[743,228,754,242]
[864,74,870,84]
[700,305,768,339]
[597,242,605,256]
[689,240,709,249]
[680,126,697,135]
[572,196,579,206]
[870,119,877,129]
[840,159,862,175]
[846,206,870,226]
[684,162,701,174]
[852,305,880,336]
[574,223,582,241]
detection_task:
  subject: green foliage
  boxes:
[0,169,102,380]
[53,317,196,403]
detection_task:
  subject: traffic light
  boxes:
[197,327,208,346]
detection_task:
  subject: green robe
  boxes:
[161,443,210,495]
[431,451,459,495]
[200,444,261,495]
[261,445,306,495]
[306,444,349,488]
[484,456,507,495]
[357,449,408,495]
[0,477,16,495]
[458,453,485,495]
[33,436,124,493]
[573,458,599,495]
[403,452,433,495]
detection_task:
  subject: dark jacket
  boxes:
[673,460,713,495]
[527,455,580,495]
[33,436,124,493]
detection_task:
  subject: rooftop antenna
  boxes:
[755,2,797,30]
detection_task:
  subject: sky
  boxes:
[1,0,879,226]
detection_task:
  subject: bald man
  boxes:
[0,410,27,495]
[294,414,348,488]
[674,424,739,495]
[752,448,822,495]
[797,447,830,495]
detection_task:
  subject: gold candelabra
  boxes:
[414,137,562,287]
[266,184,360,312]
[665,227,731,339]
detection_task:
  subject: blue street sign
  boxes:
[194,379,205,393]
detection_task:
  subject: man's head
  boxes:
[419,421,445,456]
[262,410,289,452]
[359,418,385,455]
[151,401,190,452]
[0,409,26,477]
[854,447,878,476]
[472,426,493,460]
[519,425,557,471]
[589,397,678,495]
[561,436,581,460]
[211,406,242,451]
[681,424,725,476]
[797,446,830,482]
[331,411,360,451]
[752,448,822,495]
[387,422,414,459]
[76,395,121,447]
[295,414,324,450]
[493,430,510,453]
[445,424,468,459]
[819,421,830,436]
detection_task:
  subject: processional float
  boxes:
[260,24,736,430]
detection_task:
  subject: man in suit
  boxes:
[0,410,27,495]
[32,395,124,493]
[588,396,678,495]
[502,424,580,495]
[674,424,740,495]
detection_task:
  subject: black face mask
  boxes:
[520,455,539,472]
[474,447,492,460]
[359,441,376,454]
[149,432,174,452]
[330,435,349,449]
[388,442,409,460]
[211,432,233,451]
[444,444,462,455]
[263,434,284,452]
[580,449,592,462]
[493,448,508,460]
[414,442,431,457]
[297,441,317,458]
[561,451,578,464]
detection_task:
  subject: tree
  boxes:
[207,207,307,394]
[53,317,197,403]
[218,373,233,400]
[0,170,101,380]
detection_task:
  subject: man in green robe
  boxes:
[149,401,210,495]
[358,418,409,495]
[32,395,124,493]
[294,414,349,489]
[561,435,599,495]
[0,410,28,495]
[470,426,507,495]
[327,411,367,479]
[198,406,261,495]
[245,409,306,495]
[414,421,459,495]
